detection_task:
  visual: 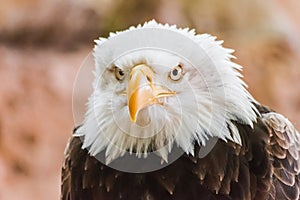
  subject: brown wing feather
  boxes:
[262,112,300,200]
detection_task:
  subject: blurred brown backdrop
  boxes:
[0,0,299,199]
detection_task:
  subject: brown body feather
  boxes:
[61,104,300,200]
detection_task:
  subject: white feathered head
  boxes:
[76,20,257,164]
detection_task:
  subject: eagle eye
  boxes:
[115,67,125,81]
[169,64,183,81]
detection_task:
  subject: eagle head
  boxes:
[75,20,258,166]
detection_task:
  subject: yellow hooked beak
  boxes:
[128,64,176,122]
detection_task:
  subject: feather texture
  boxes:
[62,21,299,199]
[62,104,300,200]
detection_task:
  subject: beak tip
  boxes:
[130,115,137,123]
[129,108,137,123]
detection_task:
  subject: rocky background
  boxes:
[0,0,299,199]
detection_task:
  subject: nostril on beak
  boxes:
[146,75,152,82]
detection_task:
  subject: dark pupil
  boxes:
[118,70,124,76]
[172,69,178,76]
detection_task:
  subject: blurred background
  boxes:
[0,0,299,199]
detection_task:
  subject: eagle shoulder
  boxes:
[61,131,114,200]
[262,112,300,200]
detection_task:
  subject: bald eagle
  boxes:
[61,21,300,200]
